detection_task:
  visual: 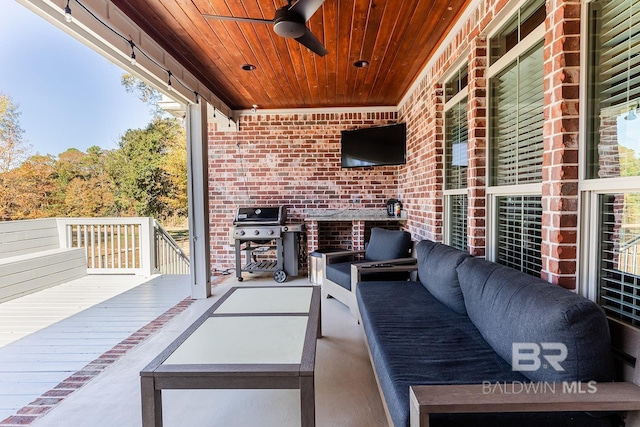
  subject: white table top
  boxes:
[162,315,309,365]
[215,287,313,314]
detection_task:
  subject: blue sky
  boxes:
[0,0,155,157]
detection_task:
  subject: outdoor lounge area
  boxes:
[5,0,640,425]
[0,272,388,427]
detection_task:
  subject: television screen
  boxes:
[340,123,407,168]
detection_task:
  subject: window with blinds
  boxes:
[445,98,468,190]
[489,0,546,65]
[445,68,468,103]
[449,194,468,251]
[599,193,640,326]
[587,0,640,179]
[490,41,544,186]
[444,66,469,251]
[497,195,542,277]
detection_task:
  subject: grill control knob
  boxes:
[268,229,274,235]
[238,230,245,236]
[282,226,288,232]
[253,230,260,235]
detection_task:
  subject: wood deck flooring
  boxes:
[0,274,190,422]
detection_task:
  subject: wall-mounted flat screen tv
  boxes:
[341,123,407,168]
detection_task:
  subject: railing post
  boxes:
[141,218,158,276]
[55,218,70,248]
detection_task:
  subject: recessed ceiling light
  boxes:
[353,60,370,68]
[241,64,257,71]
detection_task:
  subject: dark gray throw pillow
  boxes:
[364,228,412,261]
[416,239,470,315]
[457,256,614,383]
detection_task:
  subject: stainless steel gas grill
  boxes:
[232,206,304,283]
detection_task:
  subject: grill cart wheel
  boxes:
[274,270,287,283]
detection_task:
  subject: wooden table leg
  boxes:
[300,375,316,427]
[141,376,163,427]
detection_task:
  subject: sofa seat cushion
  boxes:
[357,280,618,427]
[457,257,615,383]
[357,280,528,427]
[416,239,471,314]
[325,261,409,291]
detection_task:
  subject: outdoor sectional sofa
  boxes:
[354,239,640,427]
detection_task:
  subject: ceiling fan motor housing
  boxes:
[273,8,306,38]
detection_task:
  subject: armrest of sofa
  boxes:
[351,258,418,290]
[409,383,640,427]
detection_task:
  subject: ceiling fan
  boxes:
[203,0,328,57]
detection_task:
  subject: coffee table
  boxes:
[140,285,321,427]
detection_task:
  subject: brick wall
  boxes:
[395,0,581,286]
[207,0,585,287]
[540,0,582,288]
[207,112,399,272]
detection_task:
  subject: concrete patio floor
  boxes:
[2,272,386,426]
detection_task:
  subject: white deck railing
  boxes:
[57,218,189,275]
[620,234,640,277]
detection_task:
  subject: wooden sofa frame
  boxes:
[352,261,640,427]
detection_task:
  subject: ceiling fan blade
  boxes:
[202,14,273,25]
[289,0,325,22]
[295,27,328,57]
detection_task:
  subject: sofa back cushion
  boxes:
[457,256,614,383]
[365,228,412,262]
[416,239,471,315]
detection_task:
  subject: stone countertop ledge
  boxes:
[303,208,407,221]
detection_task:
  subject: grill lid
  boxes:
[234,206,287,225]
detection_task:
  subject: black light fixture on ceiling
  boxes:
[353,60,369,68]
[242,64,257,71]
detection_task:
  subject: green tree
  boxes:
[108,117,183,219]
[52,147,117,217]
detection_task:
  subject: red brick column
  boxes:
[540,0,581,288]
[467,36,488,257]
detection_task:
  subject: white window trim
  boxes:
[486,184,542,262]
[485,10,545,264]
[443,79,469,248]
[487,24,546,79]
[444,89,468,112]
[578,1,640,303]
[443,191,468,247]
[482,0,541,38]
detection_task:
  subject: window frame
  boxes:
[579,0,640,308]
[442,63,469,250]
[485,17,545,265]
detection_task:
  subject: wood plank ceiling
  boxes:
[111,0,470,110]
